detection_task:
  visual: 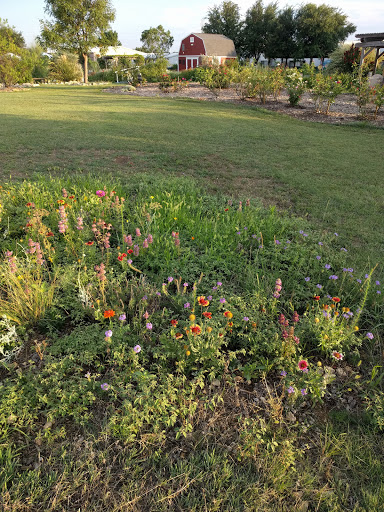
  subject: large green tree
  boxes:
[39,0,116,82]
[0,18,30,86]
[202,1,243,55]
[296,3,356,62]
[137,25,173,56]
[242,1,278,62]
[266,6,300,64]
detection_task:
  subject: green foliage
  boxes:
[0,19,32,86]
[242,0,278,62]
[310,73,345,114]
[196,63,234,96]
[48,53,83,82]
[284,68,306,106]
[140,57,168,82]
[158,73,188,93]
[138,25,173,57]
[39,0,116,82]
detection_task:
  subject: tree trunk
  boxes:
[83,53,88,83]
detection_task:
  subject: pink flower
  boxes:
[96,190,106,197]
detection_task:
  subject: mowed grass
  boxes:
[1,85,383,270]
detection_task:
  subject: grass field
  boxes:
[1,85,384,511]
[1,85,383,270]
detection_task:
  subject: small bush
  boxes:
[48,54,83,82]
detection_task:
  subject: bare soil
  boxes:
[104,82,384,127]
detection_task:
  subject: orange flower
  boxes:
[191,325,202,335]
[227,321,233,327]
[223,311,233,319]
[171,319,178,327]
[85,241,94,246]
[104,309,115,318]
[197,296,210,307]
[332,297,341,303]
[313,295,320,301]
[175,332,183,339]
[202,312,212,319]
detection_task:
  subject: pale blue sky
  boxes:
[2,0,384,51]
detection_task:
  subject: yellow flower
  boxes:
[186,350,191,356]
[150,196,154,199]
[354,326,359,331]
[206,326,212,333]
[317,361,322,367]
[315,317,320,323]
[174,217,177,220]
[189,314,196,321]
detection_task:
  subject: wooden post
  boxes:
[373,48,380,74]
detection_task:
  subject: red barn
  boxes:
[178,33,237,71]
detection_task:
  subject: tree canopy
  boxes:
[137,25,174,56]
[39,0,116,82]
[201,1,356,63]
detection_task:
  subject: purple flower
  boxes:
[275,240,281,245]
[305,277,310,282]
[220,298,226,304]
[127,259,132,265]
[243,227,248,230]
[183,282,189,287]
[299,230,304,234]
[133,345,141,353]
[334,233,338,236]
[156,291,161,296]
[329,275,338,280]
[341,248,347,252]
[376,281,380,286]
[377,290,381,294]
[316,256,321,260]
[325,264,331,270]
[243,317,249,321]
[217,282,222,286]
[316,284,323,289]
[167,276,174,283]
[366,332,374,339]
[252,234,257,238]
[118,314,126,321]
[303,233,308,237]
[365,274,369,279]
[301,388,307,396]
[146,322,152,330]
[142,295,147,301]
[101,383,109,391]
[280,371,287,377]
[212,286,217,291]
[357,279,362,284]
[184,302,190,308]
[287,386,295,394]
[105,330,113,338]
[207,295,213,301]
[236,231,241,235]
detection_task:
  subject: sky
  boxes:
[2,0,384,52]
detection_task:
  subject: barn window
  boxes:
[190,37,194,43]
[182,44,185,51]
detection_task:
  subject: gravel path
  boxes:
[104,82,384,127]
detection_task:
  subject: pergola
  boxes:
[355,32,384,74]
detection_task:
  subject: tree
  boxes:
[137,25,173,57]
[266,7,300,64]
[242,1,278,63]
[39,0,116,83]
[202,1,243,55]
[296,4,356,63]
[0,19,30,86]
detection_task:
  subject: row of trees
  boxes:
[202,1,356,64]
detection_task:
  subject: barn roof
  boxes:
[191,33,237,57]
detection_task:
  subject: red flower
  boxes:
[225,208,229,211]
[197,296,210,307]
[46,231,54,237]
[127,249,133,254]
[202,312,212,319]
[175,332,183,339]
[171,319,178,327]
[313,295,320,301]
[118,255,124,261]
[85,241,94,246]
[298,360,308,371]
[191,325,201,335]
[332,297,341,303]
[104,309,115,318]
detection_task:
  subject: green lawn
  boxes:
[1,85,383,271]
